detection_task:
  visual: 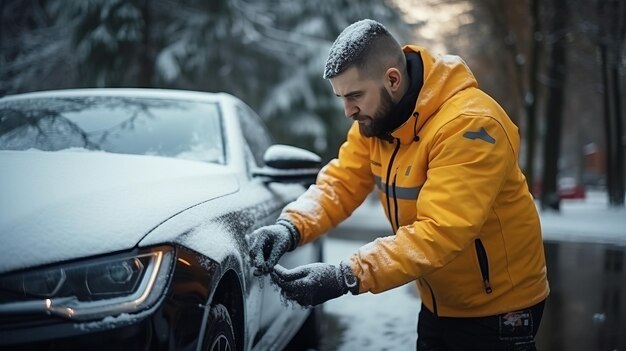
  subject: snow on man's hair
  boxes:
[323,19,390,79]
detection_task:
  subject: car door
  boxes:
[237,104,323,348]
[235,104,291,340]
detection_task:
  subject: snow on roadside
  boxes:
[539,190,626,245]
[322,237,420,351]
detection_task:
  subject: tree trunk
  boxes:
[612,63,624,206]
[138,0,154,87]
[598,0,626,207]
[599,41,615,204]
[525,0,542,194]
[540,0,568,211]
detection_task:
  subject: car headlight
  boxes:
[0,246,174,321]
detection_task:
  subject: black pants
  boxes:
[416,301,545,351]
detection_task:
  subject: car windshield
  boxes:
[0,96,225,164]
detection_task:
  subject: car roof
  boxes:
[0,88,241,105]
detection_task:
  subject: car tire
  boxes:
[203,304,236,351]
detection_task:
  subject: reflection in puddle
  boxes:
[537,240,626,350]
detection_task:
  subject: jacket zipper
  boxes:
[474,239,493,294]
[392,173,400,232]
[385,139,401,233]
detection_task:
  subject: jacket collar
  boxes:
[380,51,423,140]
[389,46,478,145]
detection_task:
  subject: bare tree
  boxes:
[524,0,543,193]
[540,0,569,211]
[597,0,625,207]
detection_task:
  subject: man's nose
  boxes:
[343,100,359,119]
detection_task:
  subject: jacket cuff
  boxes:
[276,218,301,251]
[339,261,360,295]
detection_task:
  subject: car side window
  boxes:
[236,104,272,167]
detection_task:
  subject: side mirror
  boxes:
[253,145,321,185]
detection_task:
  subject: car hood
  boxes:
[0,150,239,274]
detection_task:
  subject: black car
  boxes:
[0,89,324,350]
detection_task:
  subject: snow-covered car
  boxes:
[0,89,324,351]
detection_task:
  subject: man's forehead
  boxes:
[330,67,371,96]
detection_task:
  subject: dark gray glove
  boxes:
[249,220,300,276]
[271,261,359,307]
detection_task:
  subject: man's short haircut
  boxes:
[323,19,405,80]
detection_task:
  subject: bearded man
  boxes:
[250,19,549,351]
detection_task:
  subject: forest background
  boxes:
[1,0,624,209]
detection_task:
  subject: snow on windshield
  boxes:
[0,96,225,164]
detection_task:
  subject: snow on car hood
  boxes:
[0,149,239,274]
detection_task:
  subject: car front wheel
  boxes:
[203,304,236,351]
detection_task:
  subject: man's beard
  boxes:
[356,87,395,138]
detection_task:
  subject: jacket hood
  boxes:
[391,45,478,144]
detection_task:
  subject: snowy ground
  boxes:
[538,190,626,245]
[319,190,626,350]
[320,238,420,351]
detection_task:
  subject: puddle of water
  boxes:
[537,240,626,350]
[321,235,626,350]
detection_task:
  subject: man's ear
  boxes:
[385,68,403,93]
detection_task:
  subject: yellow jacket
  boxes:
[281,46,549,317]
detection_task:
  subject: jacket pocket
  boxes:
[475,239,493,294]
